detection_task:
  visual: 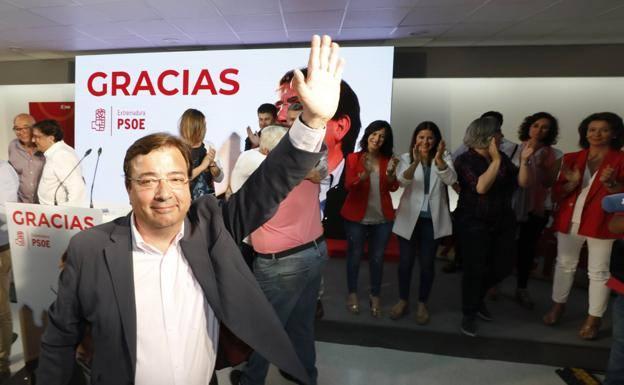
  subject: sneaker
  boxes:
[229,369,242,385]
[477,303,493,322]
[460,316,477,337]
[515,289,535,310]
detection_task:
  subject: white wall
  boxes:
[391,78,624,157]
[0,84,74,159]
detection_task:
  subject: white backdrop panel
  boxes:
[74,47,394,206]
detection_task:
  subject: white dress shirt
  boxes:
[131,216,219,385]
[129,116,325,384]
[37,140,86,206]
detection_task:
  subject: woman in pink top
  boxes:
[513,112,561,309]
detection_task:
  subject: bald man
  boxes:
[8,114,45,203]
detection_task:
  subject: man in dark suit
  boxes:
[36,34,345,385]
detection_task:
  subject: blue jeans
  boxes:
[344,220,393,296]
[606,294,624,385]
[240,241,328,385]
[398,217,438,303]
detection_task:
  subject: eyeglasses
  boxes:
[13,126,31,132]
[128,175,189,190]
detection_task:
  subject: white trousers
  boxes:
[553,223,613,317]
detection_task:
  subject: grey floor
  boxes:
[217,341,570,385]
[5,257,611,384]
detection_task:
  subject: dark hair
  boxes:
[33,119,63,142]
[480,111,503,128]
[409,121,442,163]
[578,112,624,149]
[257,103,278,118]
[280,69,361,159]
[358,120,393,158]
[518,112,559,146]
[123,133,192,189]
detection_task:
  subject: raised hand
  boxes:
[600,165,616,187]
[562,166,581,186]
[488,137,500,162]
[246,126,260,147]
[293,35,345,129]
[435,139,446,162]
[359,153,373,181]
[387,157,399,177]
[520,142,535,163]
[412,144,421,164]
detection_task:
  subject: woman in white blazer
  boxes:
[389,121,457,324]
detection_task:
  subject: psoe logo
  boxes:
[92,108,106,131]
[15,231,25,247]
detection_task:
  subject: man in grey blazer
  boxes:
[36,35,345,385]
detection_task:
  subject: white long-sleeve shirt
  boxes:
[131,116,325,384]
[37,140,86,206]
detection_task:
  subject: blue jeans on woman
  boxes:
[344,220,393,296]
[398,217,439,303]
[606,294,624,385]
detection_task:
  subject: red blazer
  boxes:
[551,149,624,239]
[340,151,400,222]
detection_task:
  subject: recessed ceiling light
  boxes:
[162,38,180,43]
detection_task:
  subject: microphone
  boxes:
[54,148,92,206]
[602,193,624,213]
[90,147,102,208]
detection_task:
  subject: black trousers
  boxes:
[457,215,516,316]
[516,212,549,289]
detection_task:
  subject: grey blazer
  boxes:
[36,134,323,385]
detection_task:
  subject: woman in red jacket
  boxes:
[544,112,624,340]
[341,120,399,317]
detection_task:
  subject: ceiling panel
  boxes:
[393,24,453,38]
[343,8,411,28]
[210,0,279,15]
[238,30,288,44]
[339,27,395,40]
[89,1,161,22]
[493,20,568,38]
[281,0,347,13]
[28,4,110,25]
[401,5,482,26]
[349,0,419,10]
[465,0,559,23]
[0,0,620,60]
[73,23,139,39]
[443,22,509,38]
[144,0,218,19]
[3,0,76,8]
[225,13,284,32]
[530,0,624,21]
[114,19,186,37]
[168,17,232,35]
[0,26,90,44]
[0,9,61,30]
[287,29,339,43]
[284,10,342,30]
